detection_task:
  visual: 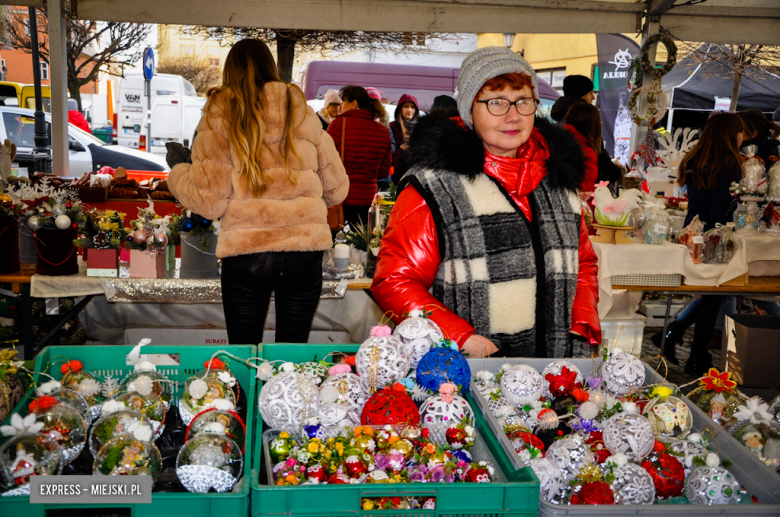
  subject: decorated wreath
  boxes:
[639,33,677,78]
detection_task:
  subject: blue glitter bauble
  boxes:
[197,215,212,228]
[181,218,196,232]
[453,449,473,463]
[415,348,470,393]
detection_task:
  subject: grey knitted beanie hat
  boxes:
[457,46,539,129]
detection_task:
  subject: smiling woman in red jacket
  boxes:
[371,47,601,358]
[327,86,392,227]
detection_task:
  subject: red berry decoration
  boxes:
[60,359,83,374]
[361,385,420,426]
[306,464,328,483]
[328,472,352,484]
[571,481,616,505]
[204,358,225,370]
[446,427,467,448]
[586,431,611,464]
[653,440,666,453]
[641,453,685,499]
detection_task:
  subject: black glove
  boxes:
[165,142,191,168]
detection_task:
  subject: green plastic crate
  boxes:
[0,344,257,517]
[250,343,540,517]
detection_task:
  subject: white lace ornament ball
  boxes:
[601,351,645,395]
[541,360,583,400]
[320,373,367,415]
[355,329,410,394]
[686,466,741,505]
[529,457,567,502]
[644,397,693,443]
[669,439,706,475]
[257,372,320,429]
[545,437,594,481]
[611,463,656,504]
[420,394,474,428]
[603,413,654,460]
[392,312,444,369]
[500,364,543,406]
[317,402,353,427]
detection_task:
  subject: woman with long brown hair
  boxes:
[168,39,348,345]
[562,102,621,192]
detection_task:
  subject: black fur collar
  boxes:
[404,113,585,192]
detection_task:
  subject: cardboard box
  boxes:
[87,248,119,277]
[639,299,687,327]
[128,249,166,279]
[721,315,780,388]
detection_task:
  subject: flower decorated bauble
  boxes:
[600,351,645,395]
[685,466,741,505]
[115,390,166,439]
[545,436,594,481]
[176,433,243,493]
[89,409,154,456]
[344,452,368,478]
[420,393,474,428]
[508,428,546,458]
[570,481,615,505]
[180,375,237,426]
[93,435,162,479]
[366,470,389,483]
[48,388,90,423]
[268,433,292,463]
[585,431,610,464]
[640,452,685,499]
[61,369,103,406]
[611,463,655,504]
[529,457,567,502]
[360,385,420,426]
[121,371,174,410]
[320,373,367,415]
[0,434,63,495]
[298,362,328,386]
[500,364,543,406]
[603,413,654,460]
[463,463,493,483]
[668,438,706,475]
[306,464,328,483]
[392,311,444,369]
[728,420,780,470]
[643,397,692,442]
[355,327,410,394]
[328,471,352,484]
[34,405,87,466]
[542,361,583,400]
[185,408,246,451]
[416,347,470,394]
[257,371,319,429]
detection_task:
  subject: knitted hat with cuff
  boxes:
[456,46,539,129]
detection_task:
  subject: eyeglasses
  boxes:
[475,97,539,116]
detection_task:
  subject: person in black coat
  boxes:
[739,108,780,167]
[550,75,596,123]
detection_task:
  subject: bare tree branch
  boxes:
[157,54,221,96]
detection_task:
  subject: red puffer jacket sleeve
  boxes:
[572,211,601,345]
[371,186,477,347]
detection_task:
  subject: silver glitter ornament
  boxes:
[176,434,242,493]
[50,203,66,217]
[686,466,741,505]
[355,334,410,394]
[541,360,583,400]
[257,371,319,429]
[26,215,43,231]
[611,463,655,504]
[420,393,474,428]
[320,373,367,414]
[500,364,544,406]
[603,413,654,461]
[545,437,594,481]
[392,313,444,369]
[644,397,692,443]
[669,438,706,476]
[601,352,645,395]
[529,457,567,502]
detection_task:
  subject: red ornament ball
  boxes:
[328,472,352,484]
[361,385,420,426]
[571,481,616,505]
[306,464,328,483]
[344,454,368,478]
[509,430,546,455]
[641,453,685,499]
[463,466,491,483]
[586,431,611,464]
[446,427,467,447]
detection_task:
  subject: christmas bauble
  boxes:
[585,431,610,464]
[463,465,491,483]
[257,372,320,429]
[366,470,389,483]
[34,405,87,466]
[452,449,473,464]
[644,396,692,442]
[360,386,420,426]
[132,229,151,243]
[54,214,72,230]
[509,428,546,456]
[551,394,578,416]
[728,420,780,470]
[93,434,162,479]
[269,435,292,462]
[542,360,583,400]
[26,215,43,231]
[603,413,654,460]
[328,471,352,484]
[306,464,328,483]
[535,421,572,450]
[344,453,368,478]
[500,364,543,406]
[316,402,352,427]
[186,408,246,451]
[390,438,414,459]
[320,373,367,414]
[419,393,474,428]
[611,463,655,504]
[529,457,567,502]
[601,351,645,395]
[50,203,66,217]
[176,434,242,493]
[49,388,90,423]
[0,434,63,494]
[89,409,154,456]
[545,437,594,481]
[392,312,444,369]
[355,332,409,394]
[416,347,471,394]
[668,438,705,475]
[115,390,166,439]
[122,371,174,411]
[640,452,685,499]
[570,481,615,505]
[154,233,168,247]
[181,218,196,231]
[685,466,741,505]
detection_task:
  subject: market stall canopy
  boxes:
[26,0,780,46]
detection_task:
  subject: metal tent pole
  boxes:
[27,6,51,174]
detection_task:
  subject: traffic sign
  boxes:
[143,47,155,81]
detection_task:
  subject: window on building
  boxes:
[207,47,220,56]
[23,18,30,36]
[209,58,220,67]
[181,45,195,55]
[181,25,195,39]
[536,67,566,93]
[39,62,48,80]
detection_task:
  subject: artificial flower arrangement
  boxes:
[0,349,26,423]
[171,209,221,252]
[73,208,128,277]
[93,434,162,478]
[124,199,171,278]
[7,178,86,232]
[0,190,24,218]
[179,358,238,426]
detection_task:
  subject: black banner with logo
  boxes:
[595,34,639,165]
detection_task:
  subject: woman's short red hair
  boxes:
[477,73,536,100]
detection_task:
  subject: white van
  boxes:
[149,95,207,156]
[115,73,198,149]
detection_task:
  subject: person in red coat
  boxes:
[327,86,392,228]
[371,47,601,358]
[68,99,90,133]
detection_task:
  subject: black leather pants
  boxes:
[220,251,323,345]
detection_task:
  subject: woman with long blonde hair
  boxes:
[168,39,348,345]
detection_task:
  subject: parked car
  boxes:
[0,106,169,175]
